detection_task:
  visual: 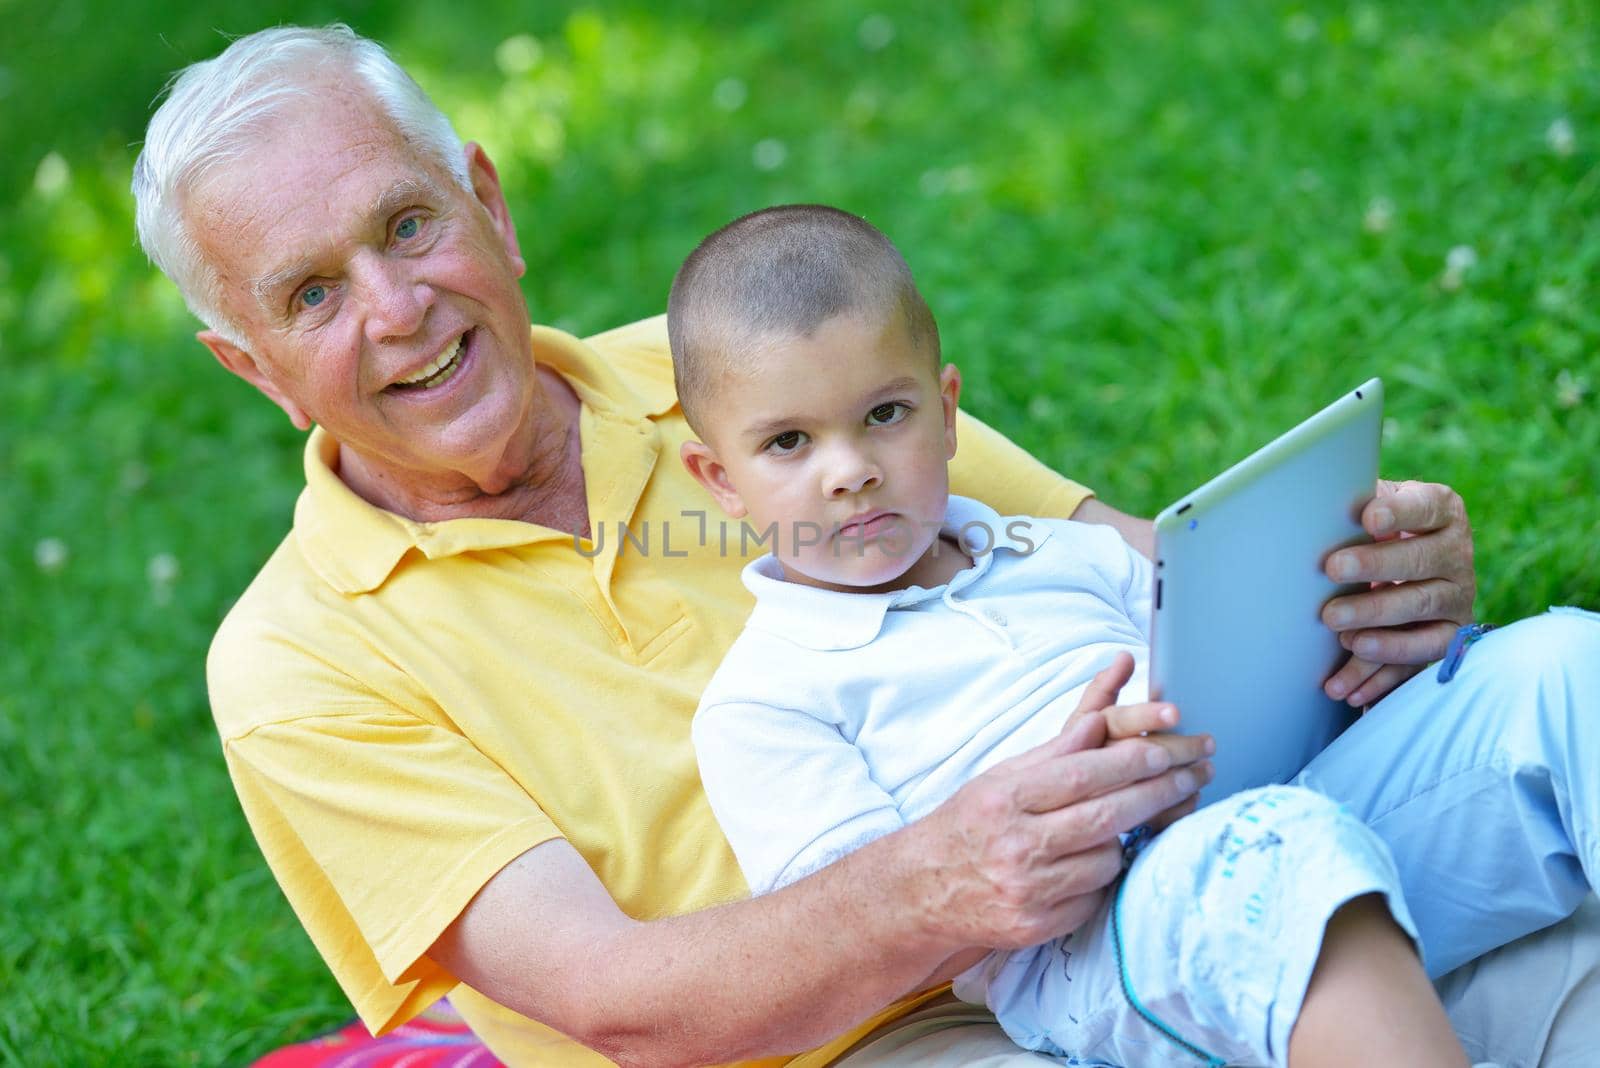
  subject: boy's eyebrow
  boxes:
[738,376,924,443]
[251,177,448,309]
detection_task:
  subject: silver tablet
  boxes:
[1150,378,1383,805]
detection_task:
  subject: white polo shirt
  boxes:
[693,495,1155,896]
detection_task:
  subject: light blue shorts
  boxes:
[956,785,1415,1067]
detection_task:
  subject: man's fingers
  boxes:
[1344,663,1423,706]
[1322,578,1467,631]
[1034,843,1127,902]
[1010,738,1176,813]
[1034,761,1214,855]
[1339,618,1459,665]
[1117,730,1213,768]
[1069,653,1135,724]
[1324,653,1382,702]
[998,882,1114,950]
[1327,529,1465,587]
[1146,794,1200,833]
[1363,479,1463,538]
[1101,700,1179,739]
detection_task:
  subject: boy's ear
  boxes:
[679,440,748,518]
[198,330,313,431]
[938,363,962,461]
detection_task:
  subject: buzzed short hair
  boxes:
[667,204,940,435]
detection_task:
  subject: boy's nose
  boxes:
[827,453,882,497]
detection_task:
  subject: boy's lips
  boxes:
[837,510,899,538]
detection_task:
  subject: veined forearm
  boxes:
[520,835,955,1066]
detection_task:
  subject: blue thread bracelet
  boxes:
[1437,623,1497,683]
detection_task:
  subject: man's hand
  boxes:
[1320,479,1477,706]
[1068,652,1211,832]
[912,699,1213,953]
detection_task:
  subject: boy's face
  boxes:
[681,310,960,592]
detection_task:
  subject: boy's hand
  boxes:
[1067,652,1212,831]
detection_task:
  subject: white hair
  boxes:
[132,24,470,345]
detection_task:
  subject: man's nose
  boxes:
[357,254,433,344]
[825,446,882,498]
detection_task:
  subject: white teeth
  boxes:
[396,334,463,387]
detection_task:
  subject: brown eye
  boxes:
[768,431,804,453]
[867,403,905,425]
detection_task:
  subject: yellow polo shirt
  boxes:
[208,315,1093,1066]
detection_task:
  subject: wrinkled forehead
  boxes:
[184,88,442,307]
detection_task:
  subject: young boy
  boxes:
[666,205,1476,1067]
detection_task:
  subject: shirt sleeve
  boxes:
[221,705,563,1036]
[693,700,907,896]
[1121,534,1157,644]
[950,408,1094,521]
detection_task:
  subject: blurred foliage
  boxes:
[3,0,1598,1061]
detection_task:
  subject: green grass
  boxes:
[4,1,1598,1062]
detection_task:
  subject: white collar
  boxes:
[740,495,1053,651]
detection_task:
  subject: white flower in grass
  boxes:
[1555,369,1587,410]
[1285,13,1318,42]
[1351,5,1383,44]
[34,152,69,197]
[752,138,788,171]
[919,169,946,197]
[858,15,895,51]
[148,552,181,604]
[1362,196,1394,234]
[1440,244,1477,290]
[713,77,748,112]
[34,537,68,573]
[119,461,150,494]
[494,35,543,77]
[148,552,180,586]
[1547,117,1575,158]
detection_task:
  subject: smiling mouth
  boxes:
[392,332,468,391]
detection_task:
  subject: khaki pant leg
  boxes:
[1436,895,1600,1068]
[831,994,1055,1066]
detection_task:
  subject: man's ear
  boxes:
[463,142,526,279]
[198,330,312,431]
[938,363,962,461]
[679,440,747,518]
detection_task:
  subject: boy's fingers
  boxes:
[1068,653,1135,726]
[1102,700,1179,739]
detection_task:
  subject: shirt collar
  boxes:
[293,321,678,595]
[741,495,1052,651]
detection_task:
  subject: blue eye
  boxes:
[396,216,420,240]
[301,285,327,308]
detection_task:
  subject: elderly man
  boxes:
[135,24,1600,1068]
